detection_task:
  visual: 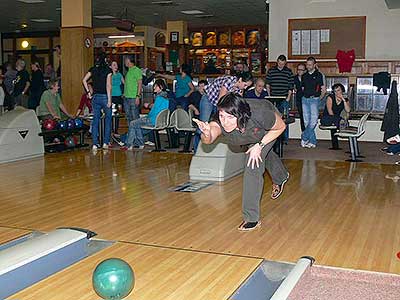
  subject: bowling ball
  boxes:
[64,135,77,148]
[74,118,84,129]
[43,119,56,131]
[67,119,75,130]
[92,258,134,300]
[57,120,68,130]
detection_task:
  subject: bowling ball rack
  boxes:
[39,125,90,153]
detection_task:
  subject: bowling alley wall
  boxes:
[269,0,400,61]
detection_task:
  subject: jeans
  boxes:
[301,96,320,145]
[169,96,189,112]
[126,117,152,147]
[92,94,112,146]
[296,98,305,132]
[387,143,400,154]
[193,94,217,152]
[276,100,290,141]
[124,98,140,124]
[242,140,288,222]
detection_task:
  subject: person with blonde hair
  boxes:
[12,58,30,108]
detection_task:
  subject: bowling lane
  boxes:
[0,227,31,244]
[11,242,262,300]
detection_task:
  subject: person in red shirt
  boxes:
[75,83,93,117]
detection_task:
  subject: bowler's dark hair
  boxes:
[236,71,253,83]
[332,83,345,93]
[154,78,167,91]
[217,93,251,130]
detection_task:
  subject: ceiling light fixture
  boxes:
[31,19,53,22]
[309,0,336,3]
[21,23,28,28]
[17,0,45,3]
[21,40,29,48]
[108,35,136,39]
[181,10,204,15]
[94,15,116,20]
[151,1,173,4]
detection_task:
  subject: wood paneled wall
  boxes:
[60,27,93,114]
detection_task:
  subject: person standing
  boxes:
[82,53,113,151]
[294,63,306,132]
[28,62,45,110]
[12,59,30,108]
[193,72,254,152]
[266,55,294,141]
[123,56,142,124]
[54,45,62,95]
[111,61,124,107]
[111,61,125,134]
[0,76,5,113]
[159,63,195,111]
[44,63,57,82]
[194,93,289,231]
[3,62,17,96]
[301,56,326,148]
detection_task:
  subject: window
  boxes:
[355,76,399,113]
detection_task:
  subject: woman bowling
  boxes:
[193,93,289,231]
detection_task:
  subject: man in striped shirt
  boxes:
[266,54,294,141]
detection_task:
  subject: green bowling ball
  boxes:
[92,258,135,300]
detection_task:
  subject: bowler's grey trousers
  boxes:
[242,141,288,222]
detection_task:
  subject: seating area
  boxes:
[335,113,370,162]
[141,108,196,153]
[318,114,370,162]
[319,124,341,150]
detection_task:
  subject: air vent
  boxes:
[151,1,178,6]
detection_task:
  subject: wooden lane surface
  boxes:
[0,151,400,274]
[0,226,30,244]
[10,242,262,300]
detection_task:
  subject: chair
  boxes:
[165,109,179,149]
[141,109,170,152]
[335,113,370,162]
[170,108,196,153]
[319,124,341,150]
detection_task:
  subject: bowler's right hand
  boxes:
[192,119,211,138]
